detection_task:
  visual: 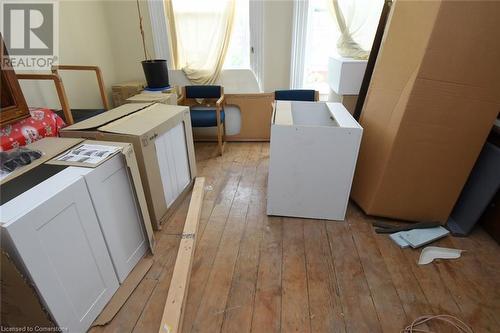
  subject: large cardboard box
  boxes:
[351,0,500,223]
[60,103,197,229]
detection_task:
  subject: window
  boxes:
[224,0,250,69]
[295,0,383,99]
[170,0,249,70]
[302,0,339,98]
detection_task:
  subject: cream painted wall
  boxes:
[20,0,152,110]
[102,0,154,83]
[19,0,294,111]
[262,0,293,92]
[20,0,118,110]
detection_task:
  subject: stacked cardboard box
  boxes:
[111,81,146,107]
[351,0,500,223]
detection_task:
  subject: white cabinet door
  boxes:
[155,122,191,208]
[170,122,191,192]
[6,178,119,332]
[84,154,147,283]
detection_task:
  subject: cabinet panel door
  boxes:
[84,154,147,283]
[155,129,178,207]
[170,122,191,193]
[7,178,118,332]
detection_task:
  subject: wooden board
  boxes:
[158,177,206,333]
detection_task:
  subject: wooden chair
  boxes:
[178,85,226,155]
[16,65,109,125]
[51,65,110,123]
[16,73,74,124]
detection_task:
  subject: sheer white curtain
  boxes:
[165,0,236,84]
[329,0,384,59]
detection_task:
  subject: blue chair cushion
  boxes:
[190,108,225,127]
[275,89,316,101]
[185,85,222,99]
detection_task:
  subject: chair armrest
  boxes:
[177,94,185,105]
[16,73,74,125]
[216,94,225,108]
[51,65,110,110]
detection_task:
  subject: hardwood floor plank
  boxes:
[189,144,262,333]
[348,208,408,332]
[373,228,434,331]
[132,237,180,333]
[435,237,500,332]
[326,222,382,333]
[281,219,311,333]
[303,221,346,333]
[181,143,252,330]
[89,277,157,333]
[250,215,283,333]
[93,143,500,333]
[221,144,265,333]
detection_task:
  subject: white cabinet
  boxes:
[328,54,368,95]
[155,122,191,207]
[1,169,119,332]
[267,101,363,221]
[84,154,148,283]
[0,153,149,332]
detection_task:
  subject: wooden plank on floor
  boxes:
[281,218,311,333]
[159,177,206,333]
[303,221,346,333]
[326,222,382,333]
[348,209,408,332]
[190,145,261,333]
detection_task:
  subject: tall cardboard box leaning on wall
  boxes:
[351,0,500,223]
[60,103,197,229]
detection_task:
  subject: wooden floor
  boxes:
[91,142,500,333]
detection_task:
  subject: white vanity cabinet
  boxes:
[0,152,149,332]
[83,153,148,283]
[267,101,363,221]
[1,168,119,332]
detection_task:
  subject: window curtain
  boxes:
[328,0,383,59]
[165,0,236,85]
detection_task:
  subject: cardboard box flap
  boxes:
[126,93,174,102]
[0,138,84,185]
[62,103,153,131]
[98,103,188,136]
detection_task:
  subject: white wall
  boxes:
[20,0,295,110]
[20,0,152,110]
[262,0,293,92]
[20,0,118,110]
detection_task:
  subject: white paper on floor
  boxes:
[418,246,464,265]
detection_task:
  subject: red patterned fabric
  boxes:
[1,108,66,151]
